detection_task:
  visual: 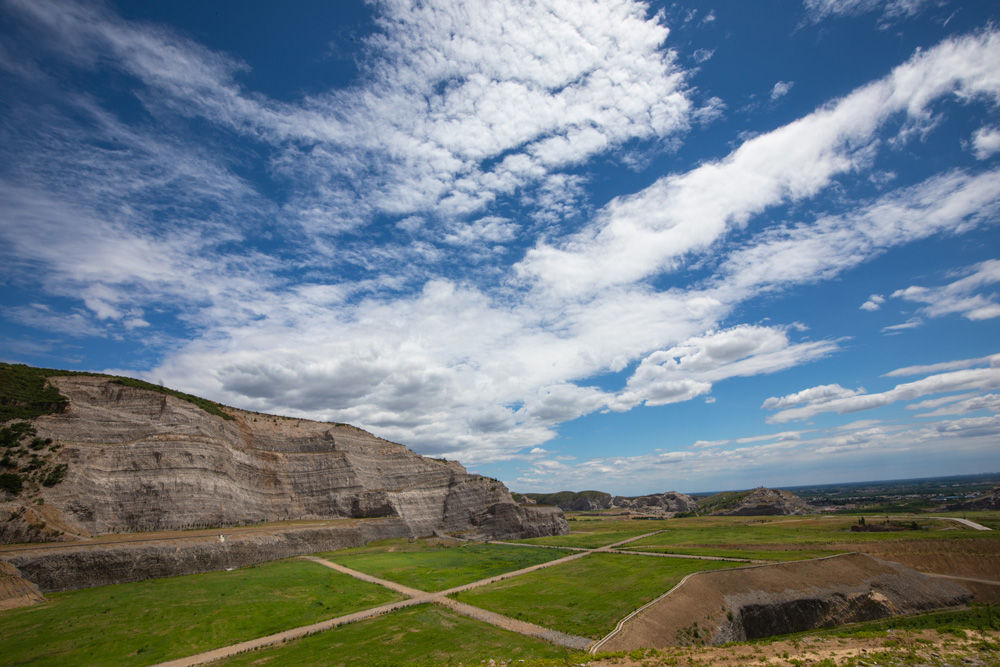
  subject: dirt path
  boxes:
[153,531,669,666]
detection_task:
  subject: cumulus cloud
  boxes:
[973,127,1000,159]
[614,325,837,410]
[770,80,794,101]
[860,294,885,311]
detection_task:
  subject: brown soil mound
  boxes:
[0,560,44,610]
[597,553,971,652]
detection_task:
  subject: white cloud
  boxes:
[762,384,861,410]
[973,126,1000,159]
[770,80,794,101]
[892,260,1000,322]
[860,294,885,311]
[882,318,923,333]
[769,365,1000,423]
[516,32,1000,297]
[887,354,1000,377]
[802,0,933,25]
[514,412,1000,494]
[915,393,1000,418]
[614,325,837,410]
[716,168,1000,300]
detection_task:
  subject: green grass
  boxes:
[219,604,575,666]
[748,604,1000,644]
[514,517,667,548]
[452,552,743,639]
[625,515,1000,553]
[0,362,234,423]
[0,559,403,666]
[320,539,568,591]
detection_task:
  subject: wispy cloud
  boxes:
[767,360,1000,423]
[892,260,1000,322]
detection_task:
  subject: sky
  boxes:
[1,0,999,495]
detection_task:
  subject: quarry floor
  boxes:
[4,513,1000,666]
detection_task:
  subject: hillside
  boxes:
[519,490,697,515]
[0,366,567,543]
[696,487,810,516]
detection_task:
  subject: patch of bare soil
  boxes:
[844,538,1000,580]
[0,560,43,610]
[597,553,971,652]
[588,629,1000,666]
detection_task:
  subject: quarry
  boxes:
[1,366,998,666]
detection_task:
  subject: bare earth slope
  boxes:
[1,375,566,542]
[598,553,972,651]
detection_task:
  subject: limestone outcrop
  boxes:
[612,492,698,515]
[1,375,567,542]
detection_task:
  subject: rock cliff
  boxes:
[612,492,698,515]
[520,490,697,515]
[1,375,567,542]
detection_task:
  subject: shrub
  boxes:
[0,472,23,496]
[42,464,68,487]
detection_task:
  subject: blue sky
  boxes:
[2,0,999,495]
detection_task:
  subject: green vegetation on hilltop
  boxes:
[220,604,573,666]
[0,363,71,422]
[692,489,754,515]
[0,559,402,666]
[0,362,234,422]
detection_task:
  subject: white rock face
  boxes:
[11,376,567,540]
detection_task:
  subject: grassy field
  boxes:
[0,559,402,666]
[624,514,1000,552]
[319,539,569,591]
[620,544,842,561]
[219,604,574,666]
[452,552,742,639]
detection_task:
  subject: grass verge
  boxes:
[0,559,402,666]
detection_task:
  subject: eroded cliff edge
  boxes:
[1,375,567,543]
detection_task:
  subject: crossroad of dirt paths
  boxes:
[153,532,663,666]
[150,516,995,666]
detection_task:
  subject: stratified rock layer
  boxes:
[3,376,567,542]
[597,553,972,651]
